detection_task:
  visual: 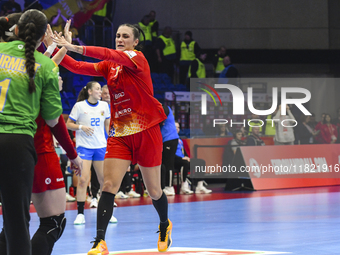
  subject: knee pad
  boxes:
[40,213,66,241]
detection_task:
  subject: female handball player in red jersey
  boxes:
[52,23,172,254]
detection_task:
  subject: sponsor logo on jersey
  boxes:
[101,111,104,116]
[56,178,64,182]
[115,108,132,118]
[115,92,125,100]
[124,50,137,58]
[45,178,51,185]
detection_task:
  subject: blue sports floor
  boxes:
[3,185,340,255]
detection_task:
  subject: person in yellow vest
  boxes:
[93,2,107,20]
[179,31,201,85]
[138,15,152,47]
[156,26,177,82]
[149,10,159,43]
[138,15,157,72]
[246,114,264,135]
[213,46,227,77]
[148,11,159,72]
[265,110,277,136]
[188,51,207,80]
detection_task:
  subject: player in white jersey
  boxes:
[66,81,110,225]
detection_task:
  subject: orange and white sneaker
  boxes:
[87,239,109,255]
[157,219,173,252]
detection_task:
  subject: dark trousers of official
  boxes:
[179,63,190,85]
[159,58,175,83]
[189,158,206,187]
[0,133,37,255]
[161,139,178,189]
[174,155,190,182]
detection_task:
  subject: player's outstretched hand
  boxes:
[52,31,73,51]
[64,19,72,44]
[43,24,54,48]
[70,155,83,176]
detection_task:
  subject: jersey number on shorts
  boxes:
[91,117,100,126]
[0,79,11,112]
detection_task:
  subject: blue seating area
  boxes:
[151,73,188,102]
[60,75,86,114]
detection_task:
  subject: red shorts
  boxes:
[32,152,65,193]
[106,124,163,167]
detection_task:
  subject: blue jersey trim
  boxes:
[69,116,76,122]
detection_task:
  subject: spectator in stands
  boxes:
[188,51,207,79]
[332,107,340,125]
[0,0,21,16]
[213,46,227,77]
[265,108,278,136]
[308,112,317,130]
[217,123,233,137]
[296,115,319,144]
[246,126,265,146]
[179,31,201,85]
[320,114,338,144]
[138,15,155,68]
[314,113,326,144]
[273,104,295,145]
[156,26,177,83]
[174,122,193,195]
[138,15,152,45]
[331,107,340,143]
[160,105,179,196]
[246,114,264,135]
[148,10,159,72]
[149,10,159,42]
[223,129,246,167]
[218,56,238,83]
[230,129,246,154]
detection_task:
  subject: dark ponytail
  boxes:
[17,10,47,94]
[0,13,21,42]
[119,23,145,51]
[77,81,98,102]
[23,22,37,93]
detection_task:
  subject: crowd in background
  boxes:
[1,1,338,201]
